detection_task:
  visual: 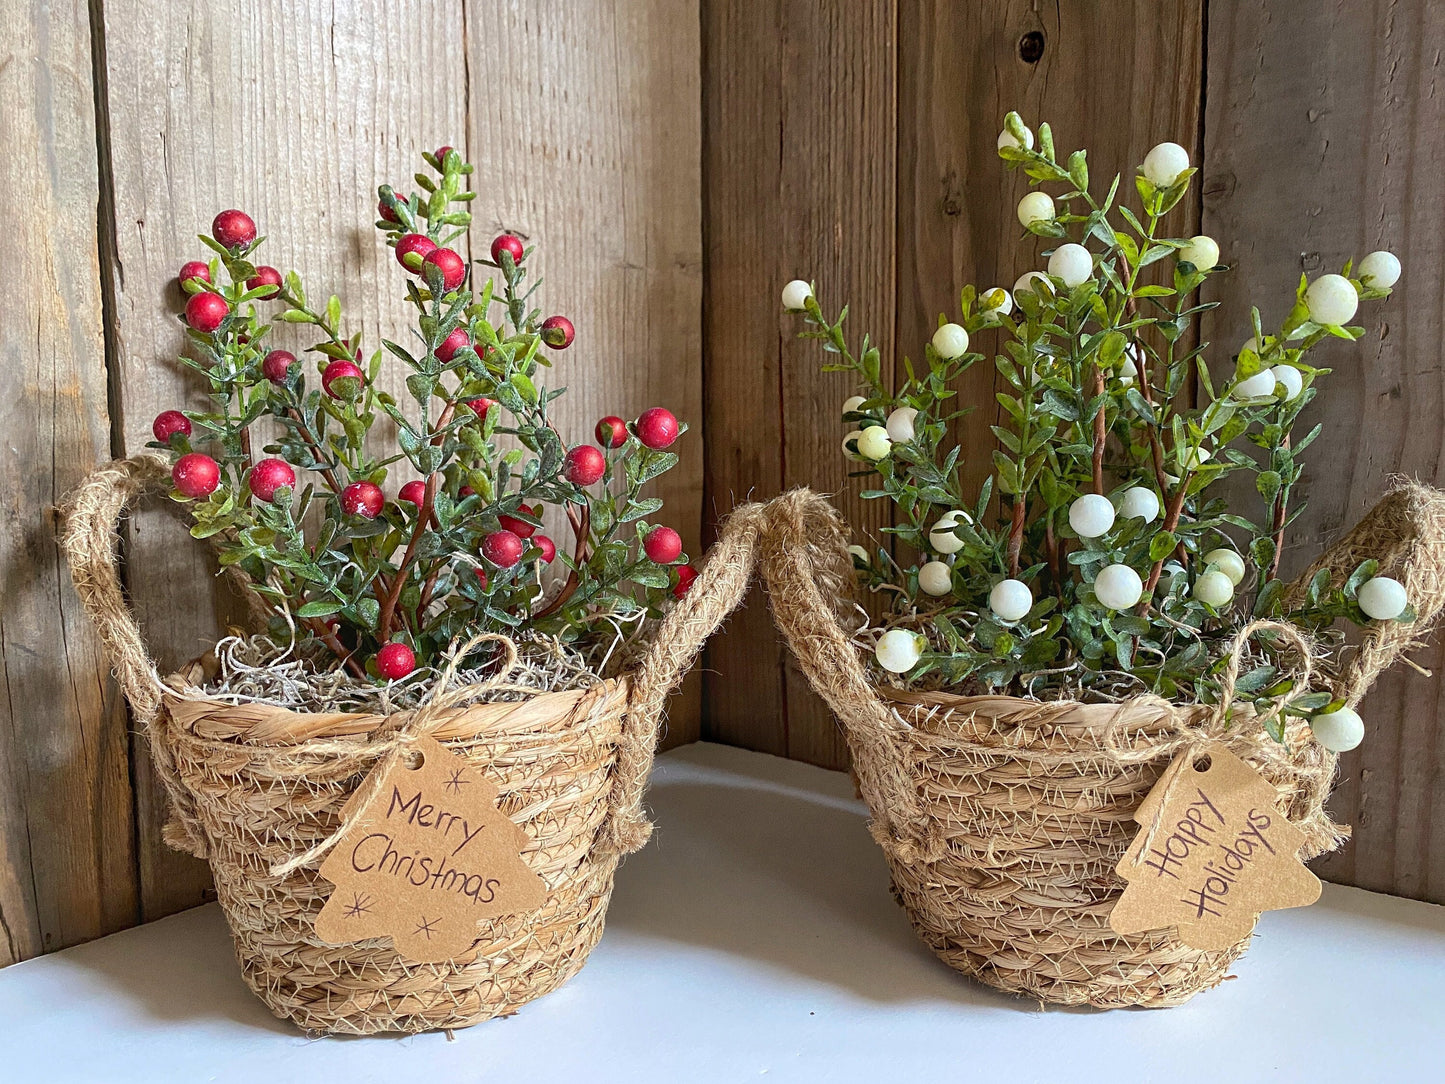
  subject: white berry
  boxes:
[1142,142,1190,187]
[1311,707,1364,753]
[997,124,1034,151]
[1068,493,1116,538]
[1180,445,1212,472]
[1013,270,1053,298]
[1358,575,1408,620]
[1358,250,1401,289]
[1179,235,1220,272]
[980,287,1013,315]
[918,560,953,597]
[1118,347,1140,386]
[885,406,918,443]
[1048,243,1093,288]
[932,322,970,359]
[1203,548,1246,586]
[1232,365,1277,400]
[1119,486,1160,522]
[1095,564,1144,610]
[842,429,864,459]
[781,279,813,311]
[929,511,970,554]
[857,425,892,461]
[989,578,1034,622]
[1017,190,1056,227]
[1192,569,1235,608]
[848,544,869,565]
[842,394,866,418]
[875,629,924,674]
[1271,364,1303,401]
[1305,273,1359,326]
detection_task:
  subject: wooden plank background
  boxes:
[3,0,1445,967]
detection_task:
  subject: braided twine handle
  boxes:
[58,454,212,856]
[756,489,946,864]
[604,500,768,854]
[1284,480,1445,706]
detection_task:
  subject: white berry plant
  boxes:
[150,145,695,683]
[785,111,1408,749]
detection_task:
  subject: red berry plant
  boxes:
[152,145,693,682]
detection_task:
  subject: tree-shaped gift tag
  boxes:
[1110,742,1322,950]
[314,734,547,962]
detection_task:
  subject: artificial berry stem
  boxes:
[377,473,438,640]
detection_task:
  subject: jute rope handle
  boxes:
[1281,481,1445,706]
[758,489,947,864]
[59,455,768,863]
[603,499,769,854]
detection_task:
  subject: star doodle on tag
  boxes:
[313,734,548,963]
[1110,742,1322,950]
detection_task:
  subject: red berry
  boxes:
[498,505,538,539]
[399,479,427,506]
[635,407,680,450]
[534,534,557,563]
[152,410,191,443]
[262,349,296,384]
[474,567,490,590]
[482,529,524,568]
[212,209,257,248]
[644,525,683,564]
[563,445,606,486]
[434,145,454,164]
[395,232,437,271]
[423,247,466,291]
[540,315,575,349]
[341,481,384,519]
[490,234,524,265]
[466,397,495,420]
[178,261,210,287]
[673,564,699,599]
[459,485,475,498]
[247,265,282,297]
[172,453,220,499]
[595,415,628,448]
[185,291,229,333]
[322,359,365,399]
[248,458,296,503]
[435,327,470,363]
[378,191,407,223]
[376,642,416,681]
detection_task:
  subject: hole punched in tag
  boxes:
[1191,753,1213,773]
[402,749,425,771]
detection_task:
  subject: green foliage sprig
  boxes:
[152,147,693,681]
[784,113,1408,746]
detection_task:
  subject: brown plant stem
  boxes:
[1268,434,1292,581]
[532,502,591,620]
[1007,495,1026,579]
[1139,474,1194,608]
[377,473,438,639]
[286,407,344,495]
[301,616,367,680]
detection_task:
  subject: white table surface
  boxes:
[2,741,1443,1083]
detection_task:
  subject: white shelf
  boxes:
[3,742,1443,1082]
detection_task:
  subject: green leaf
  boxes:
[297,599,344,618]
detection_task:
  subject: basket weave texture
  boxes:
[760,484,1445,1008]
[61,455,765,1034]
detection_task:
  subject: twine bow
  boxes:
[1132,618,1317,856]
[267,633,519,878]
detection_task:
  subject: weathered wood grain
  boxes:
[898,0,1205,504]
[464,0,704,747]
[702,0,897,768]
[1203,0,1445,903]
[97,0,472,919]
[0,0,137,964]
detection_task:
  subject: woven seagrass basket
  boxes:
[61,455,765,1035]
[760,485,1445,1008]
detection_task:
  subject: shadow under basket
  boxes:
[760,484,1445,1008]
[61,455,765,1035]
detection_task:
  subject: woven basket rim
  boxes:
[876,684,1212,719]
[158,655,632,747]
